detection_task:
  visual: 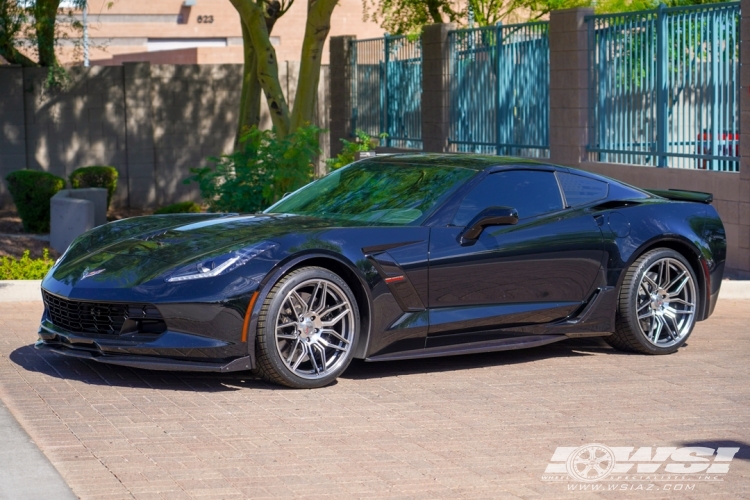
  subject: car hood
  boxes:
[48,213,362,289]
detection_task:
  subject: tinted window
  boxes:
[266,162,477,225]
[452,170,563,226]
[557,172,608,207]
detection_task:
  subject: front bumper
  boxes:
[36,295,256,372]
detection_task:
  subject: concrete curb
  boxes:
[0,280,42,302]
[1,279,749,302]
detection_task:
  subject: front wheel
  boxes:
[607,248,699,355]
[254,266,360,388]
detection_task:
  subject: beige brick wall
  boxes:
[52,0,384,66]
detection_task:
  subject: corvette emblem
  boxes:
[80,268,105,280]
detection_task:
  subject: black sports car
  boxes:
[37,154,726,388]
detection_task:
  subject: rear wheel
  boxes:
[254,267,359,388]
[607,248,698,354]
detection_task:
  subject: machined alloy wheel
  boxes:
[635,257,696,348]
[255,267,360,388]
[607,248,699,355]
[274,278,355,379]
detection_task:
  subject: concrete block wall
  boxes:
[0,67,27,207]
[150,63,242,207]
[22,66,129,207]
[0,61,331,211]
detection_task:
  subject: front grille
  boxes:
[42,290,164,335]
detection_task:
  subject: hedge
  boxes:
[5,170,66,233]
[69,166,118,209]
[153,201,202,215]
[0,249,55,280]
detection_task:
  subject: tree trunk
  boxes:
[426,0,444,24]
[229,0,290,138]
[289,0,337,132]
[34,0,61,67]
[235,21,262,149]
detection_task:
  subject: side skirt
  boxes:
[365,334,568,362]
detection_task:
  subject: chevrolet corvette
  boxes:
[37,154,726,388]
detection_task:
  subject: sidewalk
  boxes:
[0,400,76,499]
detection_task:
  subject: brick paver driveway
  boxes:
[0,300,748,499]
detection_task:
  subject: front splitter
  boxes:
[35,341,253,373]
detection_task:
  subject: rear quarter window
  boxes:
[557,172,608,207]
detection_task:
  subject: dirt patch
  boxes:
[0,206,151,260]
[0,236,58,260]
[0,210,24,234]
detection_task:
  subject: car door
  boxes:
[427,168,605,342]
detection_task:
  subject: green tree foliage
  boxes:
[0,249,55,280]
[69,165,119,210]
[325,130,383,171]
[365,0,727,32]
[363,0,460,34]
[594,0,725,13]
[153,202,203,215]
[187,125,322,213]
[5,170,66,233]
[0,0,37,66]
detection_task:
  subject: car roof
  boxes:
[359,153,545,171]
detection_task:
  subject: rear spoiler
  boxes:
[644,188,713,204]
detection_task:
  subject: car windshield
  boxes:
[264,162,477,225]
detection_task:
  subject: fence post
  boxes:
[549,7,594,167]
[329,35,356,158]
[383,35,390,147]
[656,3,668,167]
[740,0,750,272]
[421,23,455,153]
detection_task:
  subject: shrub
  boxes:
[326,130,383,171]
[187,125,321,213]
[0,249,55,280]
[69,166,119,209]
[154,201,202,215]
[5,170,66,233]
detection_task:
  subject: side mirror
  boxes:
[458,206,519,246]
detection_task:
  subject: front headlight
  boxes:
[165,241,278,283]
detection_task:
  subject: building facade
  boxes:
[57,0,385,65]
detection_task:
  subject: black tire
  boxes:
[254,266,360,388]
[606,248,699,355]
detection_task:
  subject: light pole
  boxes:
[83,1,89,67]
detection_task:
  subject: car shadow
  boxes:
[341,336,625,380]
[9,337,626,391]
[8,344,272,392]
[677,440,750,461]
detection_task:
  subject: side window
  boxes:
[452,170,563,226]
[557,172,608,207]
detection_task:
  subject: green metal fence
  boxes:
[587,2,740,171]
[448,22,550,157]
[350,35,422,149]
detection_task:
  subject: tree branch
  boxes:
[289,0,337,131]
[229,0,291,137]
